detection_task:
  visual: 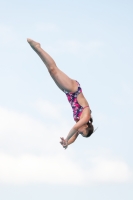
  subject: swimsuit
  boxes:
[64,81,89,121]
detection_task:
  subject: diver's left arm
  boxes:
[66,116,89,140]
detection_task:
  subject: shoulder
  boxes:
[74,115,90,130]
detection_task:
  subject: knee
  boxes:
[49,64,57,75]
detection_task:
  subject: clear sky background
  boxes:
[0,0,133,200]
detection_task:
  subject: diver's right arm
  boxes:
[60,132,79,149]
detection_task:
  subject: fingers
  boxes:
[60,137,64,145]
[60,137,65,141]
[60,137,65,144]
[60,137,68,149]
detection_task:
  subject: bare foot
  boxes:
[27,38,41,51]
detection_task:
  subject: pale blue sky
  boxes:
[0,0,133,200]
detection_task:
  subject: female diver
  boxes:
[27,39,94,149]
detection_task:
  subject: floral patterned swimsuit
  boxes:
[64,81,89,121]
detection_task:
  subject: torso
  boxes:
[76,92,90,120]
[64,81,91,122]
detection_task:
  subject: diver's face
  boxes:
[78,124,88,137]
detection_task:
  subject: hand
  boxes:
[60,137,68,149]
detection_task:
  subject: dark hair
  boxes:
[86,112,94,138]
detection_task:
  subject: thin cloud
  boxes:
[86,156,133,184]
[0,153,84,185]
[0,104,132,186]
[0,105,70,155]
[0,153,132,185]
[34,99,63,120]
[0,106,46,135]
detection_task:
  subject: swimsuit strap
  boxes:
[83,106,89,109]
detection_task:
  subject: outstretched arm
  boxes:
[61,115,90,149]
[68,132,79,145]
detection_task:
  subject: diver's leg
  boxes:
[27,38,78,92]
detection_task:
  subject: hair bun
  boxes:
[90,117,93,123]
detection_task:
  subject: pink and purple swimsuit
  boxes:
[64,81,89,121]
